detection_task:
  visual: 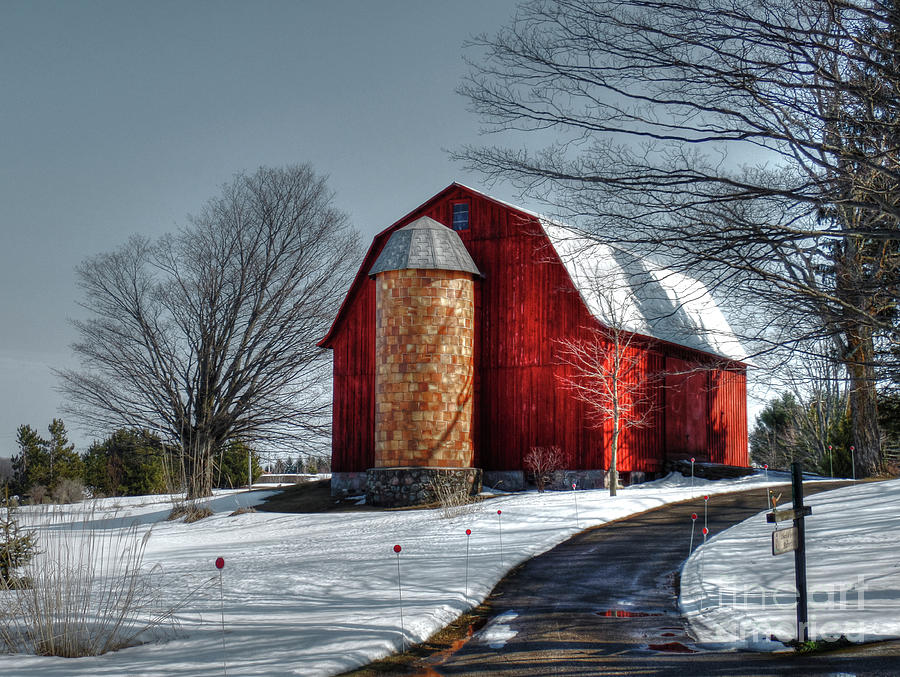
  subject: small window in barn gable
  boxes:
[451,202,469,231]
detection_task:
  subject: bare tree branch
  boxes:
[459,0,900,476]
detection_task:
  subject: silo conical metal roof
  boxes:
[369,216,481,277]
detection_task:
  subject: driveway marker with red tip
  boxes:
[214,557,227,676]
[689,513,698,556]
[571,482,580,528]
[393,544,405,651]
[465,529,472,599]
[497,510,504,568]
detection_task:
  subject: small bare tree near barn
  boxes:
[556,271,657,496]
[58,165,359,501]
[524,445,566,492]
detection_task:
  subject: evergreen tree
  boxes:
[46,418,83,489]
[12,420,83,495]
[0,488,37,587]
[214,440,263,489]
[750,394,803,470]
[12,424,50,494]
[83,429,168,497]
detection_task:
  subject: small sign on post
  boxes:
[766,462,811,643]
[772,525,798,555]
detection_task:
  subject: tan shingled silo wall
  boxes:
[373,268,475,468]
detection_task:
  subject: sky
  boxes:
[0,0,530,452]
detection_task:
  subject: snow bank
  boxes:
[4,472,810,675]
[681,479,900,649]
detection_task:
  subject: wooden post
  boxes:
[791,462,809,643]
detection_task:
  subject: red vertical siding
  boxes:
[322,184,748,475]
[708,367,749,466]
[329,283,375,472]
[663,359,710,461]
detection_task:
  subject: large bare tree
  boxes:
[459,0,900,476]
[58,165,359,499]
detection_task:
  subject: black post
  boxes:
[791,461,809,642]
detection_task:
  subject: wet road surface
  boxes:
[415,482,900,676]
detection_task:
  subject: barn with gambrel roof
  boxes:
[320,184,748,501]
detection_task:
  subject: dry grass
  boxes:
[167,502,214,523]
[0,504,190,657]
[429,475,483,520]
[51,478,85,505]
[229,506,256,517]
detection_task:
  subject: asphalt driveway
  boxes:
[415,481,900,676]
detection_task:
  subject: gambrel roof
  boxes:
[453,183,748,362]
[322,183,747,363]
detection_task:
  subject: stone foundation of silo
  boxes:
[366,466,482,508]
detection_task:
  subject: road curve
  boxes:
[416,481,900,676]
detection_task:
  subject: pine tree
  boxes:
[0,487,37,588]
[12,420,83,495]
[83,429,167,497]
[46,418,83,490]
[12,424,50,494]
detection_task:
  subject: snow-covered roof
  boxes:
[541,221,748,362]
[451,183,747,362]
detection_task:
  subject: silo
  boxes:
[366,216,482,506]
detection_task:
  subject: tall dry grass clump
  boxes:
[0,504,184,657]
[429,474,482,520]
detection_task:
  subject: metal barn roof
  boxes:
[368,216,481,277]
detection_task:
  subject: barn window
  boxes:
[452,202,469,231]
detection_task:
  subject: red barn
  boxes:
[320,184,748,498]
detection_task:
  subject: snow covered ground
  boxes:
[2,471,887,675]
[681,478,900,650]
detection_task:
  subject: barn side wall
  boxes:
[330,283,375,473]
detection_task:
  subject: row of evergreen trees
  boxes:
[7,419,263,501]
[267,455,330,475]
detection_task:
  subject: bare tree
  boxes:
[58,165,360,500]
[783,343,850,472]
[459,0,900,477]
[555,270,658,495]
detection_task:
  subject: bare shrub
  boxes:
[26,485,49,505]
[167,502,213,523]
[229,506,256,517]
[0,504,190,657]
[51,478,84,505]
[524,446,566,492]
[429,474,482,520]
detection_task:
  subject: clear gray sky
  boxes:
[0,0,530,452]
